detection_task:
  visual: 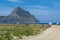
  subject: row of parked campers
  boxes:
[49,22,59,26]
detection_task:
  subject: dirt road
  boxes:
[21,25,60,40]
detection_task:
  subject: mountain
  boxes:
[0,7,39,24]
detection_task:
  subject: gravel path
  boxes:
[20,25,60,40]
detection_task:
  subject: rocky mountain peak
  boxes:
[9,7,31,17]
[0,7,40,24]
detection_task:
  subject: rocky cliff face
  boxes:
[0,7,39,24]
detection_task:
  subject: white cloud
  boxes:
[23,5,54,14]
[8,0,19,2]
[23,5,53,10]
[8,0,23,3]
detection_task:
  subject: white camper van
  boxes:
[49,22,52,26]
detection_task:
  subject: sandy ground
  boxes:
[20,25,60,40]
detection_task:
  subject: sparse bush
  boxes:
[0,24,50,40]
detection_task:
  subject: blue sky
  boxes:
[0,0,60,23]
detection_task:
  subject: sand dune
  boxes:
[21,25,60,40]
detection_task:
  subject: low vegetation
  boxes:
[0,24,51,40]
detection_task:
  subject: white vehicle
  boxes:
[49,22,52,26]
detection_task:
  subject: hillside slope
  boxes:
[0,7,39,24]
